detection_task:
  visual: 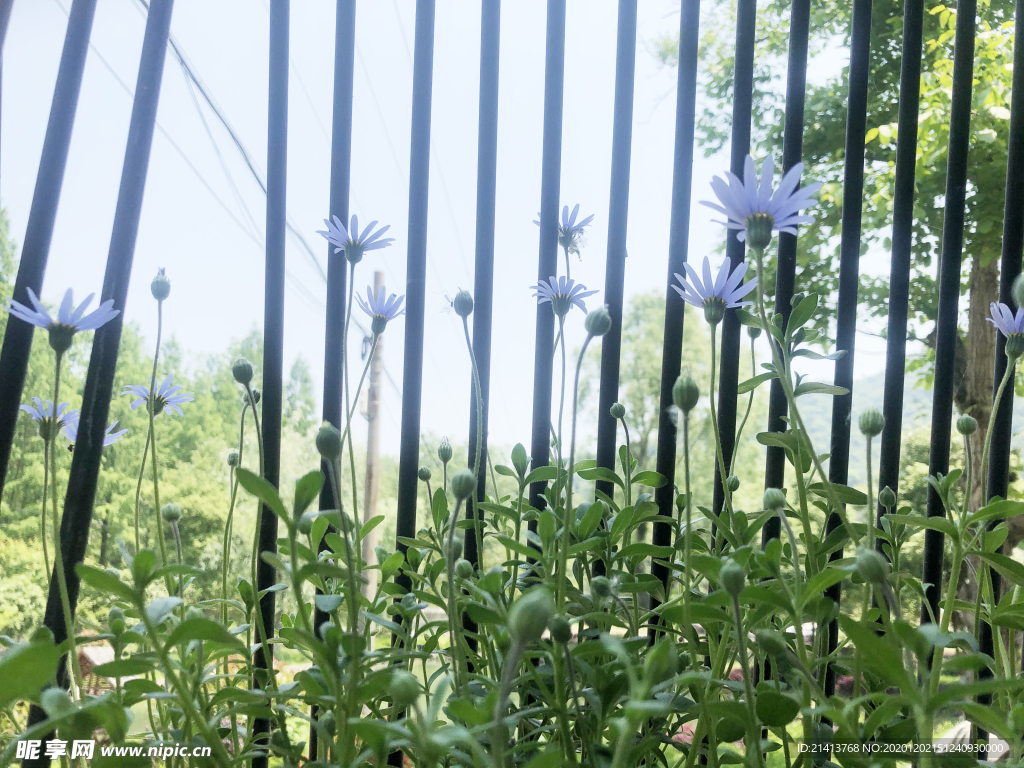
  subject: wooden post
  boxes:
[362,270,384,597]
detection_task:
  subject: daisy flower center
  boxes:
[47,322,78,353]
[744,212,775,250]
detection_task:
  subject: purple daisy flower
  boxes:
[63,419,127,447]
[534,204,596,256]
[355,284,405,335]
[4,287,119,353]
[20,398,79,442]
[701,155,822,247]
[317,214,394,263]
[532,276,598,317]
[122,374,194,417]
[988,302,1024,338]
[673,256,757,325]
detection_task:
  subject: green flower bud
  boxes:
[511,443,529,477]
[956,414,978,436]
[446,537,463,562]
[1013,274,1024,311]
[316,423,343,460]
[702,298,727,326]
[108,606,125,635]
[719,559,745,598]
[438,437,453,464]
[1007,333,1024,361]
[418,465,432,482]
[672,374,700,413]
[855,547,889,585]
[549,615,572,645]
[451,468,476,500]
[389,670,421,711]
[763,487,787,512]
[455,558,474,579]
[754,629,788,658]
[297,511,317,535]
[232,357,254,386]
[744,213,775,251]
[609,402,626,420]
[452,290,474,318]
[151,268,171,301]
[591,575,612,599]
[858,407,885,438]
[747,324,762,339]
[508,588,555,643]
[878,486,896,510]
[161,503,182,523]
[227,449,240,467]
[250,387,261,404]
[727,475,740,493]
[645,639,679,685]
[585,306,613,337]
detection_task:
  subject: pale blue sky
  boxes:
[2,0,890,455]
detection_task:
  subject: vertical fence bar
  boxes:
[310,1,354,758]
[979,0,1024,716]
[920,0,975,626]
[390,4,435,765]
[465,0,500,568]
[592,0,637,506]
[712,0,756,516]
[650,0,700,608]
[252,2,289,764]
[394,0,435,583]
[823,0,873,699]
[22,2,175,762]
[528,0,566,524]
[760,0,810,543]
[875,0,925,526]
[0,0,98,503]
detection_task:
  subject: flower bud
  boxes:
[446,537,463,562]
[508,588,554,643]
[418,465,432,482]
[855,547,889,585]
[318,710,336,736]
[451,468,476,500]
[108,606,125,635]
[747,324,762,339]
[438,437,453,464]
[956,414,978,436]
[878,486,897,510]
[585,306,613,337]
[151,268,171,301]
[754,629,788,658]
[227,449,240,467]
[763,487,787,512]
[297,512,317,535]
[591,575,612,599]
[727,475,740,493]
[455,558,474,579]
[745,213,775,251]
[316,423,343,460]
[161,503,182,523]
[232,358,254,386]
[858,407,885,438]
[672,374,700,413]
[1013,274,1024,311]
[250,388,261,404]
[511,443,529,477]
[549,615,572,645]
[1007,333,1024,361]
[702,298,726,326]
[719,559,745,598]
[389,670,421,711]
[609,402,626,420]
[644,639,679,685]
[452,290,474,318]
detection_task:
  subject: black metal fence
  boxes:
[0,0,1022,737]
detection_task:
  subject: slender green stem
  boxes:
[463,316,486,569]
[982,360,1014,503]
[132,431,151,555]
[444,496,469,693]
[731,336,757,475]
[40,440,51,587]
[681,411,700,664]
[342,262,359,518]
[731,593,762,768]
[220,405,247,641]
[707,323,734,528]
[557,331,594,610]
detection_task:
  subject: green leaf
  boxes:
[522,750,563,768]
[165,617,245,649]
[577,466,624,488]
[293,471,325,516]
[146,596,183,625]
[360,515,385,539]
[838,615,914,693]
[976,551,1024,588]
[786,293,819,333]
[737,371,777,394]
[578,501,605,538]
[887,514,958,540]
[756,690,800,727]
[807,482,867,506]
[0,639,60,708]
[76,563,136,603]
[381,551,405,580]
[960,702,1013,741]
[616,543,673,561]
[968,499,1024,527]
[524,465,558,485]
[236,468,288,521]
[793,382,849,398]
[801,568,848,605]
[92,658,158,677]
[631,470,667,488]
[314,594,343,613]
